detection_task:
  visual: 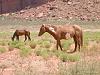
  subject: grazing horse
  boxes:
[12,30,31,42]
[38,24,83,53]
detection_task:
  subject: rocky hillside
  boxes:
[4,0,100,20]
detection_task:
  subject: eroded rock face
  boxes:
[36,13,44,18]
[1,0,100,20]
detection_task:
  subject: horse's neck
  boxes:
[46,26,57,38]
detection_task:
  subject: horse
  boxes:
[38,24,83,53]
[12,30,31,42]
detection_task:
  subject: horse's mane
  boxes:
[46,25,58,31]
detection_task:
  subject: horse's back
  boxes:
[60,25,75,34]
[15,29,29,36]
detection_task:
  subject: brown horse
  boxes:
[38,24,83,53]
[12,30,31,42]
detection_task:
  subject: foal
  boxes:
[38,24,83,53]
[12,30,31,42]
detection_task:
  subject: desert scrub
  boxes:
[29,40,37,49]
[58,59,100,75]
[35,48,50,59]
[37,40,44,45]
[8,41,25,49]
[0,41,7,46]
[54,50,80,62]
[61,39,73,51]
[37,40,51,48]
[20,47,32,57]
[8,46,14,51]
[84,32,100,44]
[42,41,51,48]
[0,32,11,40]
[81,32,100,52]
[0,47,6,53]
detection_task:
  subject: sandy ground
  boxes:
[0,48,71,75]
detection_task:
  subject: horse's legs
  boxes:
[16,36,19,41]
[56,41,59,50]
[27,35,31,41]
[57,40,62,50]
[68,36,77,53]
[24,35,27,42]
[12,37,14,41]
[76,35,81,51]
[74,34,81,52]
[77,38,81,51]
[73,37,78,52]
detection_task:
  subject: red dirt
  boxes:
[0,43,100,75]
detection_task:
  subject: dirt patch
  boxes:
[0,40,100,75]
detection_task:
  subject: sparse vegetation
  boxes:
[0,41,7,46]
[58,59,100,75]
[42,41,51,48]
[0,16,100,75]
[0,47,6,53]
[35,48,50,59]
[8,46,14,51]
[62,39,73,51]
[8,41,25,49]
[29,40,37,49]
[20,47,32,57]
[53,50,80,62]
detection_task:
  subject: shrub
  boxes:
[8,41,25,49]
[62,40,73,51]
[0,41,6,46]
[42,41,51,48]
[0,47,6,53]
[29,41,37,49]
[8,46,14,51]
[54,50,80,62]
[20,47,32,57]
[35,48,50,59]
[58,59,100,75]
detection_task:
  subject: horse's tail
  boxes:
[73,25,83,46]
[80,29,83,46]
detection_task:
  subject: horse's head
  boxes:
[38,24,46,36]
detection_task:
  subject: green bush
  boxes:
[42,41,51,48]
[58,59,100,75]
[29,41,37,49]
[54,50,80,62]
[35,48,50,59]
[0,41,6,46]
[8,41,25,49]
[20,47,32,57]
[8,46,14,51]
[37,40,51,48]
[0,47,6,53]
[62,40,73,51]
